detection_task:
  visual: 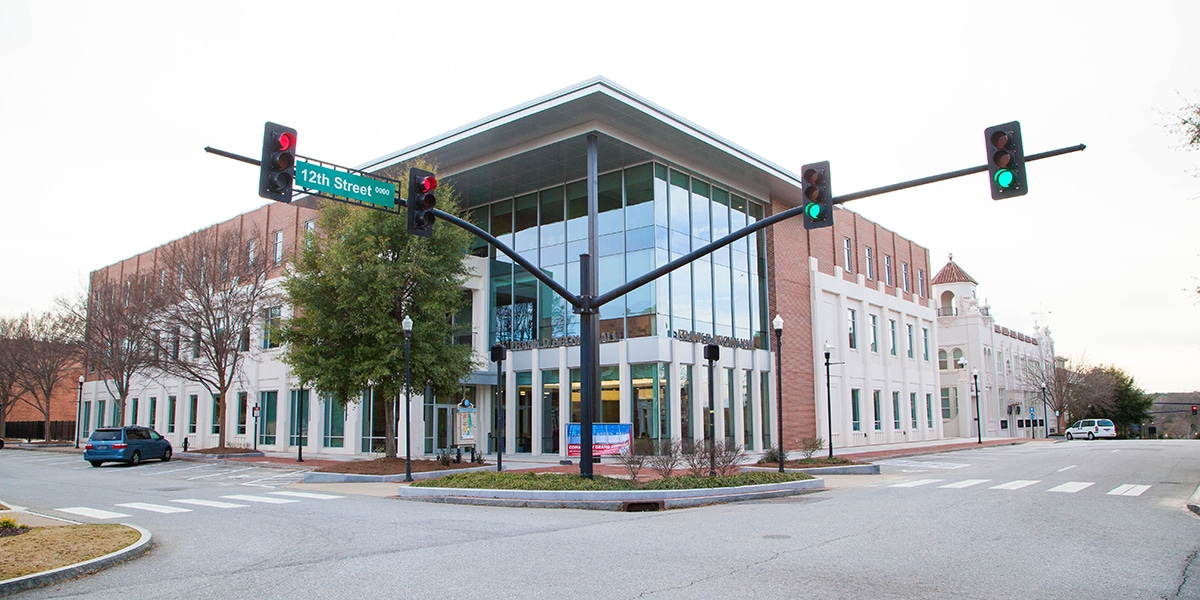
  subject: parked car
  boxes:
[1064,419,1117,440]
[84,426,173,467]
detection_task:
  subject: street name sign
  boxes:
[296,160,396,208]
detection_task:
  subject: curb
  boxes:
[396,477,825,510]
[1188,485,1200,517]
[742,464,881,475]
[0,523,151,597]
[302,464,494,483]
[177,451,266,460]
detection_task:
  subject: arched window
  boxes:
[939,290,955,316]
[952,348,964,368]
[938,349,948,371]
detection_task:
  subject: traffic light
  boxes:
[984,121,1027,200]
[259,122,297,203]
[407,167,437,237]
[801,161,833,230]
[1192,405,1197,416]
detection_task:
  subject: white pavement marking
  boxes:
[1057,465,1077,472]
[187,467,256,480]
[939,479,991,489]
[116,502,193,514]
[49,459,82,465]
[56,507,131,519]
[880,459,971,470]
[269,491,344,500]
[172,499,248,509]
[889,479,945,488]
[241,471,305,487]
[220,494,299,504]
[150,464,219,476]
[1107,484,1151,497]
[1047,482,1095,494]
[989,480,1041,490]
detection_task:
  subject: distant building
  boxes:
[932,255,1056,438]
[81,78,942,457]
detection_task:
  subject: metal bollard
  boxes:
[182,438,189,452]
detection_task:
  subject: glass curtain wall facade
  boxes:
[469,160,773,455]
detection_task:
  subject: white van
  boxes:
[1065,419,1116,440]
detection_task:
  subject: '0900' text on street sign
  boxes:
[296,160,395,208]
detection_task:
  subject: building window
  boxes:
[865,247,875,280]
[273,230,284,265]
[131,397,139,426]
[906,324,915,359]
[259,391,278,445]
[211,394,221,434]
[167,396,176,433]
[941,387,954,419]
[938,349,949,370]
[149,397,157,430]
[892,391,901,430]
[873,390,882,430]
[923,328,930,361]
[188,394,198,434]
[851,389,861,431]
[926,393,934,428]
[843,237,853,272]
[97,400,105,428]
[847,308,858,349]
[884,255,893,286]
[910,392,918,428]
[902,263,911,292]
[918,269,927,298]
[323,395,345,448]
[289,389,309,447]
[262,306,282,349]
[237,392,248,435]
[870,315,879,353]
[889,319,897,356]
[248,239,256,265]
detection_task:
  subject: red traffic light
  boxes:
[275,131,295,151]
[1192,405,1198,415]
[417,175,437,195]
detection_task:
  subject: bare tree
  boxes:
[62,271,166,427]
[10,309,82,440]
[0,317,29,437]
[156,225,277,449]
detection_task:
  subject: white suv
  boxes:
[1065,419,1116,440]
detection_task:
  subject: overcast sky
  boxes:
[2,1,1197,392]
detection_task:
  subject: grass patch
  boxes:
[411,470,812,491]
[0,524,140,580]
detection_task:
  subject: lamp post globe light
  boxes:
[824,341,834,459]
[402,315,414,483]
[971,368,982,445]
[75,375,85,449]
[772,314,784,473]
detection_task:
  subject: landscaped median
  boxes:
[399,471,824,511]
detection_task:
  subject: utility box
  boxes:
[454,400,477,448]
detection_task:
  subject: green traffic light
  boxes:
[994,169,1015,189]
[805,202,823,220]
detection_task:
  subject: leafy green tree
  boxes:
[1087,366,1152,437]
[282,165,477,458]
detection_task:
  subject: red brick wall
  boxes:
[6,361,85,422]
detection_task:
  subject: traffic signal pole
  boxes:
[210,130,1085,479]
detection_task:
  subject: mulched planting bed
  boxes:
[314,456,489,476]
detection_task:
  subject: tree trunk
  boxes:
[384,390,397,458]
[217,388,228,449]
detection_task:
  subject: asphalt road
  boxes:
[2,439,1198,599]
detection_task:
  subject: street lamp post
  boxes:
[1042,384,1049,438]
[704,343,719,477]
[402,315,414,483]
[972,368,982,444]
[75,375,84,449]
[491,343,506,473]
[773,315,784,473]
[824,341,835,459]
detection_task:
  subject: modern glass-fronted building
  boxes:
[82,77,944,458]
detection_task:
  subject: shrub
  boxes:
[410,470,813,491]
[614,441,649,481]
[799,437,825,459]
[647,439,682,478]
[760,445,787,465]
[436,449,454,466]
[681,439,710,476]
[713,440,746,476]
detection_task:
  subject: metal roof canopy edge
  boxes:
[358,76,810,207]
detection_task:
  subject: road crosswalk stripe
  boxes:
[1047,482,1094,493]
[1107,484,1151,496]
[116,502,192,514]
[56,507,130,519]
[889,479,944,488]
[989,480,1040,490]
[939,479,991,489]
[172,499,248,509]
[269,491,344,500]
[221,494,299,504]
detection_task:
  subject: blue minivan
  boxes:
[84,426,173,467]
